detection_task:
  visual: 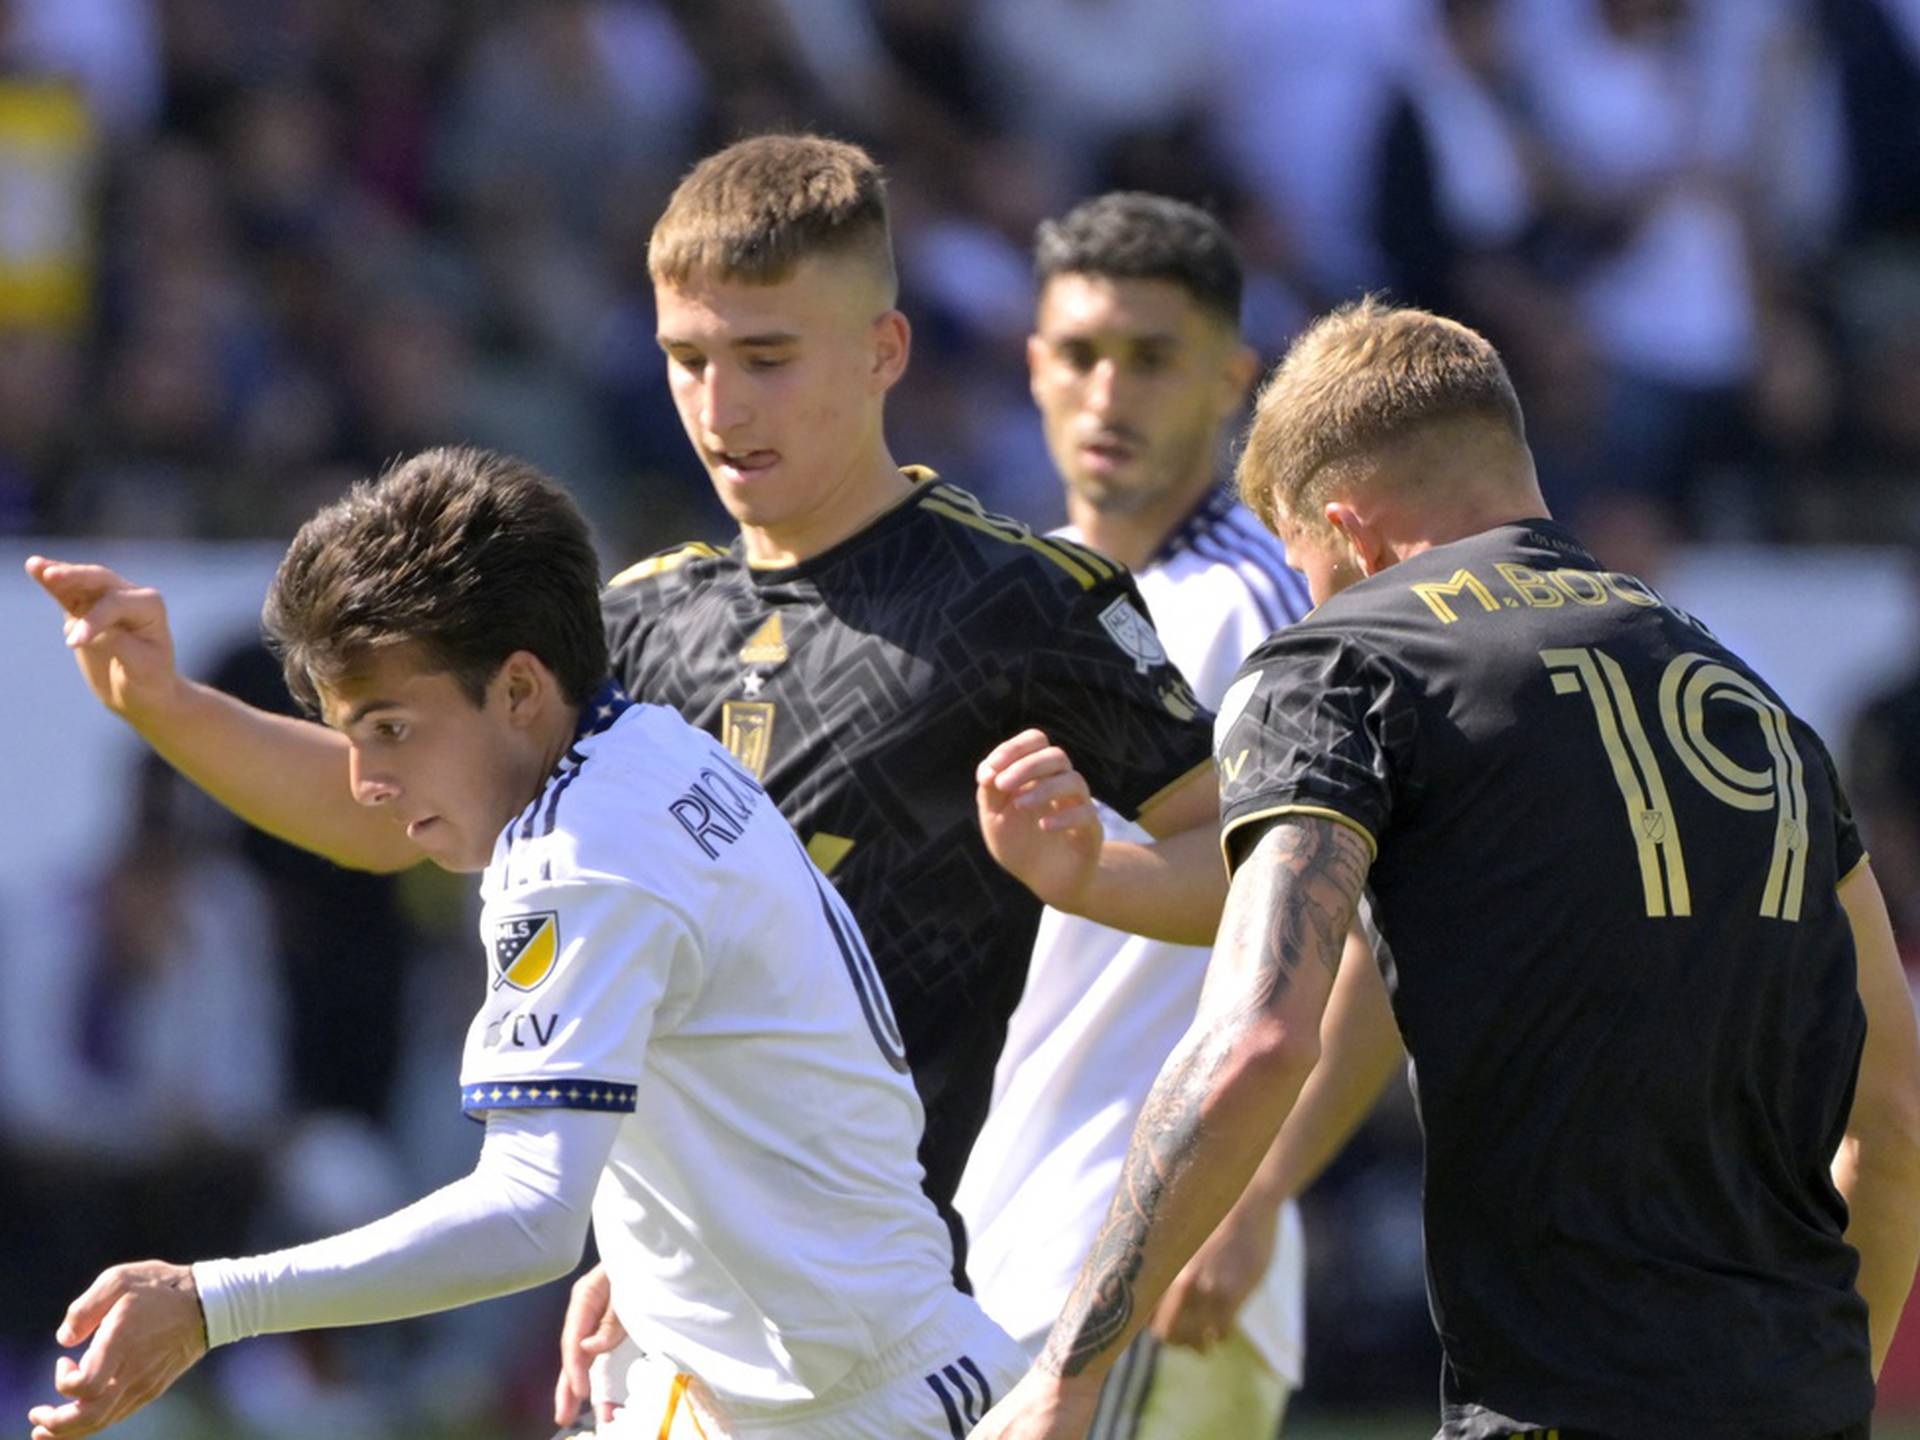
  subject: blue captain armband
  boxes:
[462,1079,638,1115]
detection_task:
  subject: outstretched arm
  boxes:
[971,814,1371,1438]
[29,1109,612,1439]
[1832,862,1920,1375]
[1151,925,1402,1350]
[27,556,420,871]
[977,730,1226,944]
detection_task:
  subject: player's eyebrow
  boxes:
[333,698,403,730]
[1045,327,1179,348]
[657,331,800,350]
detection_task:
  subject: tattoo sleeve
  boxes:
[1038,815,1372,1380]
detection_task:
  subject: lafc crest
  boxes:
[1099,597,1168,674]
[492,911,559,992]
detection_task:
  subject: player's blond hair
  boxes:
[649,134,896,300]
[1238,297,1525,535]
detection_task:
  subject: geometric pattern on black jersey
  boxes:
[599,475,1214,1229]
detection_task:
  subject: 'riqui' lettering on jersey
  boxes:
[599,475,1214,1243]
[1216,519,1871,1440]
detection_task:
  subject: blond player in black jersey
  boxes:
[974,300,1920,1440]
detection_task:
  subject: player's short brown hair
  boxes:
[1238,297,1526,534]
[264,446,608,711]
[648,133,896,298]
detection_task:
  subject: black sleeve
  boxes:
[1017,568,1216,822]
[600,580,655,697]
[1806,722,1866,881]
[1215,625,1413,874]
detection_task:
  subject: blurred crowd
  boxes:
[3,0,1919,1433]
[0,0,1914,555]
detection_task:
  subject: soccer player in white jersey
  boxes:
[25,447,1024,1440]
[956,195,1404,1439]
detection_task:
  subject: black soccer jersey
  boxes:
[601,475,1213,1263]
[1216,520,1871,1439]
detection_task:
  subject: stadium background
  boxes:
[0,1,1917,1435]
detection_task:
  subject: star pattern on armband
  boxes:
[460,1079,637,1116]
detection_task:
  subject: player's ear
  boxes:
[1217,340,1260,420]
[496,651,550,726]
[870,308,911,394]
[1324,501,1389,578]
[1026,332,1048,402]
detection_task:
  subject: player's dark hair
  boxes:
[1034,192,1243,326]
[649,133,896,300]
[264,446,608,712]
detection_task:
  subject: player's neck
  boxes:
[1066,467,1218,573]
[527,703,582,803]
[739,449,916,568]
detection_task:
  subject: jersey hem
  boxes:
[1838,850,1871,887]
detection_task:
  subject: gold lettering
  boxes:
[1550,569,1609,605]
[1220,749,1250,784]
[1411,568,1501,623]
[1496,563,1563,608]
[1603,572,1661,607]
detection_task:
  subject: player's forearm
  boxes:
[1039,819,1361,1383]
[1038,1010,1321,1386]
[1068,826,1227,944]
[195,1113,607,1346]
[1835,864,1920,1374]
[1834,1121,1920,1375]
[1237,926,1402,1212]
[137,679,420,872]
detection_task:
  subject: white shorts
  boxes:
[601,1290,1028,1440]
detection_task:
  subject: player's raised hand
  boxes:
[976,729,1104,911]
[25,557,184,724]
[553,1261,628,1428]
[1148,1194,1276,1354]
[28,1261,208,1439]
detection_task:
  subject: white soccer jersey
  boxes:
[461,689,966,1414]
[956,490,1314,1382]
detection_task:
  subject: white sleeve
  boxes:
[193,1106,618,1347]
[461,878,703,1114]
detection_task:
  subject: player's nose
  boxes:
[1084,358,1121,413]
[698,364,752,437]
[348,750,399,808]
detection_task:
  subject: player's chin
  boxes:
[420,835,490,873]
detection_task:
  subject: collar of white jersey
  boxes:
[1150,483,1240,567]
[572,678,633,747]
[506,679,634,848]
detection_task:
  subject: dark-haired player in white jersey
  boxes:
[956,194,1401,1440]
[27,448,1025,1440]
[975,301,1920,1440]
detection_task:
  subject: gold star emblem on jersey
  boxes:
[491,911,559,992]
[738,613,788,665]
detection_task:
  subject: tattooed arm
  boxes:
[968,814,1372,1440]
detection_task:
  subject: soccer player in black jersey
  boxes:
[27,136,1225,1432]
[975,299,1920,1440]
